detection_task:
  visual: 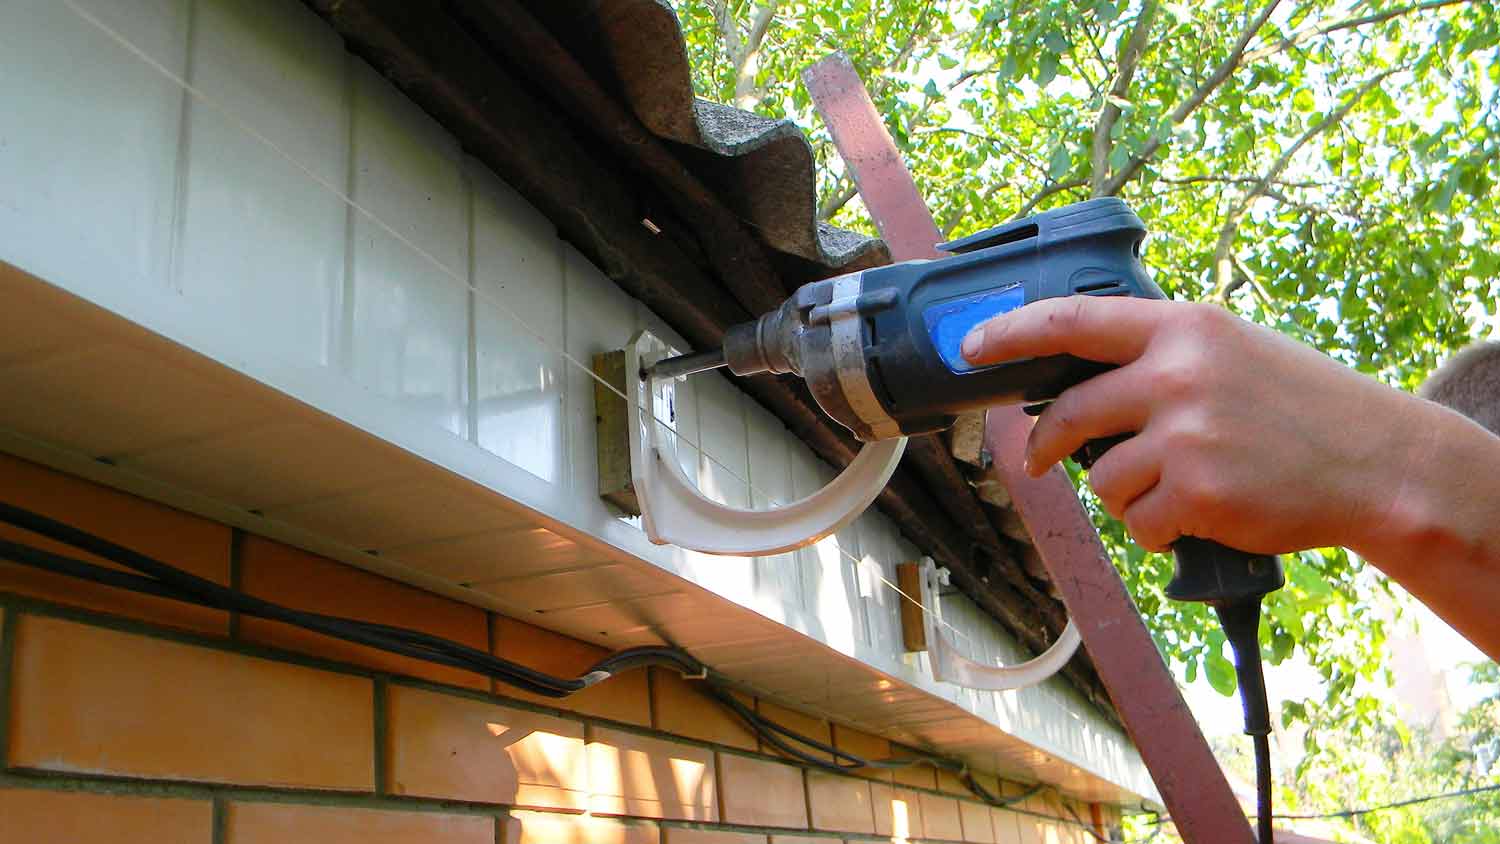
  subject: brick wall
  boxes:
[0,453,1117,843]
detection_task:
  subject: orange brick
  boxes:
[920,791,965,841]
[830,724,892,781]
[989,803,1021,844]
[226,802,493,844]
[805,771,874,835]
[1014,796,1047,844]
[937,769,971,797]
[492,617,650,727]
[989,782,1029,844]
[238,536,489,689]
[717,752,809,829]
[0,453,230,634]
[1028,792,1064,819]
[959,799,996,844]
[871,781,924,839]
[891,759,937,790]
[386,684,587,809]
[650,668,755,750]
[757,700,831,763]
[9,615,373,789]
[587,725,717,820]
[968,773,1001,801]
[1058,800,1090,844]
[662,829,766,844]
[504,810,658,844]
[0,788,211,843]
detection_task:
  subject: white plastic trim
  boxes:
[918,558,1082,691]
[626,331,907,556]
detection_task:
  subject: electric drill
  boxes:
[649,196,1284,840]
[650,196,1283,604]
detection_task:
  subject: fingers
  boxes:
[961,295,1172,368]
[1119,482,1180,553]
[1085,433,1161,520]
[1025,367,1151,475]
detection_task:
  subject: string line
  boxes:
[57,0,1016,656]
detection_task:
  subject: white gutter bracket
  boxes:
[917,557,1082,691]
[625,331,906,556]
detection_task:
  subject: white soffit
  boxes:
[0,260,1149,805]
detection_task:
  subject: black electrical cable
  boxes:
[1274,781,1500,820]
[0,499,1106,834]
[1216,600,1275,844]
[1252,733,1272,840]
[0,501,704,697]
[705,682,1069,824]
[1133,781,1500,828]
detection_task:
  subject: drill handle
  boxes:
[1067,433,1286,604]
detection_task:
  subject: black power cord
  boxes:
[1132,781,1500,828]
[1216,600,1276,844]
[0,501,703,697]
[0,499,1113,834]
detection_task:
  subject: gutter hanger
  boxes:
[918,558,1082,691]
[626,331,907,557]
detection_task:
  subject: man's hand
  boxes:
[961,297,1423,556]
[962,295,1500,658]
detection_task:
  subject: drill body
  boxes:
[719,198,1162,440]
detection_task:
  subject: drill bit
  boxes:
[644,348,726,381]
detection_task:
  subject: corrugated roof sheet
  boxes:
[573,0,891,274]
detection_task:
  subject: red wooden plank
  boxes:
[985,409,1253,844]
[805,49,1253,843]
[803,53,945,263]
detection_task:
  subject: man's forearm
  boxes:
[1356,398,1500,659]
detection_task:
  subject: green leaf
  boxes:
[937,54,958,70]
[1270,629,1295,664]
[1280,699,1306,728]
[1205,647,1238,696]
[1293,89,1315,112]
[1043,29,1068,53]
[923,79,941,98]
[1270,594,1306,640]
[1048,144,1071,180]
[1036,52,1059,86]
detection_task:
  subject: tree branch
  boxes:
[1243,0,1469,64]
[1101,0,1284,196]
[1210,70,1395,299]
[917,127,1052,179]
[706,1,781,109]
[818,176,860,220]
[1091,0,1158,196]
[1157,174,1321,189]
[1013,177,1089,220]
[744,1,778,55]
[738,2,780,108]
[1082,19,1112,70]
[706,0,743,63]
